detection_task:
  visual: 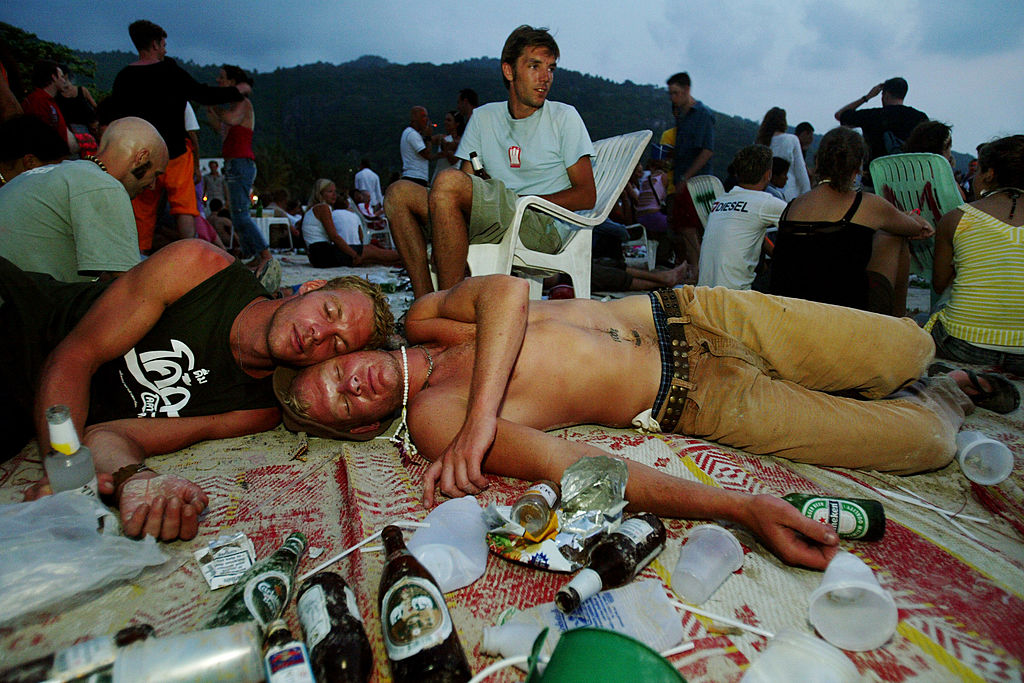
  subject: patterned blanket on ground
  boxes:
[2,374,1022,682]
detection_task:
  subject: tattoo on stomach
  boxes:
[606,328,644,347]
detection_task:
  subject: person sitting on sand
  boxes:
[4,239,392,542]
[698,144,786,290]
[769,126,933,316]
[303,178,402,268]
[924,134,1024,379]
[275,275,1019,570]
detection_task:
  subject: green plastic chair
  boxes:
[868,153,964,286]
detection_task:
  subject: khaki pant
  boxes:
[671,286,971,473]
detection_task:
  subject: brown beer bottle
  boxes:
[296,571,373,683]
[510,480,561,538]
[378,525,471,683]
[555,512,667,613]
[468,152,491,180]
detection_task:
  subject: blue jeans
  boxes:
[930,318,1024,375]
[224,157,267,257]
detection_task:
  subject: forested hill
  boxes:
[79,49,761,198]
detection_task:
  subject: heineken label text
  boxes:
[801,498,869,539]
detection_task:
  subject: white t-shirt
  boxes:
[698,187,786,290]
[455,101,594,197]
[770,132,811,201]
[431,134,456,183]
[332,209,362,245]
[354,167,383,207]
[301,204,362,246]
[400,126,428,180]
[184,102,199,132]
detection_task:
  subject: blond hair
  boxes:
[320,275,394,349]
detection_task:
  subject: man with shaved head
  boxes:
[399,105,441,185]
[0,116,168,282]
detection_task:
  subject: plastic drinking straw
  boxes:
[671,600,775,639]
[874,487,988,523]
[298,520,430,581]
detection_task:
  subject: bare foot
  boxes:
[682,262,698,284]
[668,262,690,285]
[948,369,987,396]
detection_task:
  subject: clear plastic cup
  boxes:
[671,524,744,604]
[808,551,897,651]
[956,431,1014,485]
[740,629,859,683]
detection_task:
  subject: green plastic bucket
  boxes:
[527,627,685,683]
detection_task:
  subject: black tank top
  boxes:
[86,260,275,422]
[55,87,96,126]
[769,192,875,310]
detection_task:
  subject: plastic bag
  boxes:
[483,579,684,669]
[407,496,488,593]
[0,491,169,626]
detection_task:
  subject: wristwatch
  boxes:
[112,463,155,494]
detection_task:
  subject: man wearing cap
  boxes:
[276,275,1016,570]
[4,239,392,541]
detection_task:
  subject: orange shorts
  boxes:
[131,147,198,250]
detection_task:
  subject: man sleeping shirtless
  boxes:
[275,275,1015,569]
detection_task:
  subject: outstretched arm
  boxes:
[409,275,530,498]
[29,242,240,540]
[25,407,280,541]
[864,193,934,238]
[414,410,839,569]
[33,241,234,450]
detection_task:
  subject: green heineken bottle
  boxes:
[783,493,885,541]
[205,532,308,630]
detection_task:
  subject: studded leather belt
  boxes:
[652,289,693,433]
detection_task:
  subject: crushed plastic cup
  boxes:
[808,551,897,651]
[740,629,859,683]
[956,431,1013,485]
[671,524,744,604]
[481,622,546,660]
[407,496,488,593]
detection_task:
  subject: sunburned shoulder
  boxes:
[148,239,234,276]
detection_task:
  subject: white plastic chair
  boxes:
[348,207,393,249]
[620,223,658,271]
[686,174,725,230]
[439,130,652,299]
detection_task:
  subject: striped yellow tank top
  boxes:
[924,204,1024,346]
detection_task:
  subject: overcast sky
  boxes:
[5,1,1022,155]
